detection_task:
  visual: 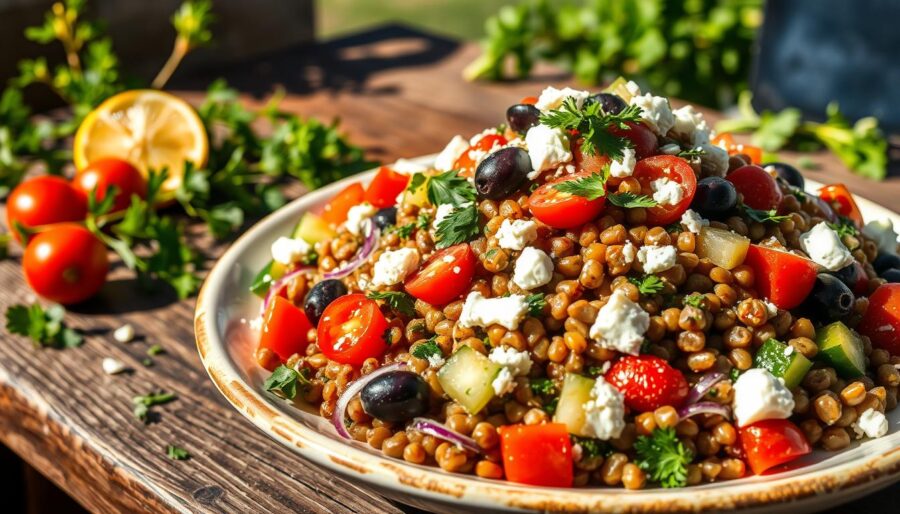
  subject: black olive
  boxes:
[873,253,900,274]
[882,268,900,283]
[506,104,541,133]
[828,262,865,293]
[690,176,738,219]
[474,147,531,200]
[359,371,429,423]
[585,92,627,114]
[801,274,855,322]
[373,207,397,230]
[304,279,348,325]
[763,162,805,190]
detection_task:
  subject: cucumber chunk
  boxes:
[552,373,595,437]
[437,346,501,414]
[817,321,866,378]
[753,338,812,388]
[294,212,335,243]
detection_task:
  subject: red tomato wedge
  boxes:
[819,184,864,226]
[259,296,314,362]
[744,244,818,310]
[404,244,476,305]
[726,165,783,211]
[365,166,409,208]
[454,133,508,176]
[321,183,365,225]
[632,155,697,226]
[572,138,611,175]
[317,294,389,365]
[858,284,900,355]
[498,423,573,487]
[528,171,607,229]
[608,121,658,160]
[739,419,811,475]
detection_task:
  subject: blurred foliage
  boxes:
[465,0,763,108]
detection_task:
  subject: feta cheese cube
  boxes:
[857,408,888,438]
[426,353,445,369]
[581,377,626,440]
[622,241,636,264]
[458,291,529,330]
[102,357,127,375]
[271,236,313,265]
[609,147,637,178]
[492,367,516,396]
[651,177,685,206]
[525,125,572,179]
[371,248,420,286]
[799,222,854,271]
[862,218,898,255]
[680,209,709,234]
[624,80,642,97]
[489,346,533,377]
[512,247,554,291]
[534,86,591,112]
[495,218,538,251]
[344,202,377,236]
[732,368,795,427]
[434,135,469,172]
[670,105,710,144]
[629,93,675,135]
[589,290,650,355]
[113,323,135,343]
[637,245,677,273]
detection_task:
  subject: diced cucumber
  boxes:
[552,373,595,437]
[604,77,636,102]
[817,321,866,378]
[753,339,812,389]
[697,227,750,270]
[249,260,286,297]
[294,212,335,244]
[437,345,501,414]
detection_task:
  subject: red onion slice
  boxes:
[331,362,406,439]
[259,266,315,316]
[410,418,482,454]
[677,401,731,421]
[686,371,726,405]
[323,219,379,280]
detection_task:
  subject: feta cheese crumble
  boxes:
[581,377,626,440]
[489,346,533,377]
[391,158,427,174]
[629,93,675,135]
[525,125,572,179]
[637,245,677,273]
[732,368,795,427]
[496,218,538,250]
[492,367,516,396]
[434,135,469,172]
[650,177,684,206]
[432,203,460,230]
[113,323,135,343]
[622,241,636,264]
[458,292,529,330]
[862,218,899,255]
[589,290,650,355]
[426,353,445,369]
[799,222,855,271]
[670,105,710,145]
[102,357,127,375]
[534,86,591,112]
[857,408,888,438]
[680,209,709,234]
[512,247,554,290]
[344,202,377,236]
[371,248,420,286]
[609,147,637,178]
[271,236,313,265]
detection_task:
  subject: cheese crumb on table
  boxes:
[113,323,135,343]
[102,357,127,375]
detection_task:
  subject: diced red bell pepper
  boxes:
[819,184,864,226]
[321,183,365,225]
[858,284,900,356]
[740,419,811,475]
[520,96,538,105]
[744,244,818,310]
[259,296,314,362]
[498,423,573,487]
[365,166,410,208]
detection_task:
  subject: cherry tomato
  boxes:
[6,176,87,240]
[726,165,783,211]
[819,184,864,226]
[321,183,365,226]
[364,166,409,208]
[498,423,573,487]
[858,284,900,355]
[744,244,818,310]
[608,121,658,159]
[739,419,811,475]
[520,96,538,105]
[632,155,697,226]
[572,138,611,175]
[528,171,607,229]
[453,133,508,176]
[73,158,147,213]
[404,244,476,305]
[258,296,314,362]
[22,224,108,304]
[317,294,389,365]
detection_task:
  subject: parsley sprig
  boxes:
[411,338,443,361]
[427,170,480,248]
[634,427,693,488]
[608,192,658,208]
[5,303,83,348]
[525,293,546,316]
[366,291,417,317]
[166,445,191,461]
[552,170,609,200]
[742,206,790,224]
[629,275,665,295]
[132,391,177,423]
[540,97,642,160]
[263,365,310,400]
[434,204,479,249]
[427,170,476,206]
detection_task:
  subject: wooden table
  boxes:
[0,25,897,514]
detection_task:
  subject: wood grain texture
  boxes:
[0,25,898,514]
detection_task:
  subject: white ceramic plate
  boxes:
[195,155,900,514]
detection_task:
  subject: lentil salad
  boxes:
[248,79,900,489]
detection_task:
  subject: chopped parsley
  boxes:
[411,338,442,361]
[416,212,431,229]
[132,391,177,423]
[828,216,859,238]
[629,275,665,295]
[366,291,417,317]
[5,303,83,348]
[407,172,427,193]
[683,293,707,309]
[607,192,658,208]
[540,97,643,160]
[742,206,790,224]
[572,436,611,459]
[525,293,546,316]
[262,365,310,400]
[426,170,476,207]
[166,445,190,460]
[544,396,559,416]
[677,148,706,158]
[529,377,557,396]
[552,170,609,200]
[147,344,165,356]
[634,427,693,488]
[434,204,479,248]
[389,223,415,239]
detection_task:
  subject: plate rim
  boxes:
[194,155,900,513]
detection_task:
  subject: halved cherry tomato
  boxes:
[520,96,538,105]
[321,183,365,226]
[73,157,147,213]
[259,296,314,362]
[317,294,389,365]
[22,224,108,304]
[498,423,573,487]
[632,155,697,226]
[819,184,863,226]
[453,133,508,176]
[744,244,818,310]
[726,165,783,211]
[404,244,476,305]
[6,176,87,240]
[739,419,811,475]
[364,166,409,208]
[858,284,900,355]
[608,121,658,159]
[572,138,611,175]
[528,171,607,229]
